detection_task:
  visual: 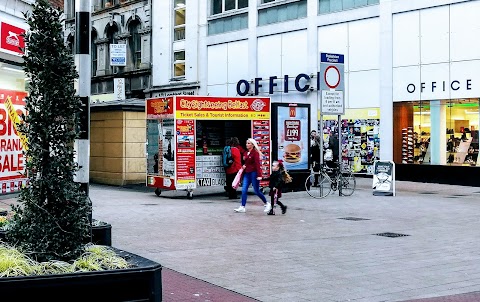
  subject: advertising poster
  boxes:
[321,114,380,174]
[252,120,271,186]
[0,89,27,193]
[277,106,309,170]
[175,119,195,189]
[109,44,127,66]
[372,161,395,196]
[146,97,176,190]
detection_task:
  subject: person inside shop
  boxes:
[309,130,321,186]
[234,138,269,213]
[224,138,242,199]
[153,153,159,174]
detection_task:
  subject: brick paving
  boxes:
[163,267,259,302]
[403,292,480,302]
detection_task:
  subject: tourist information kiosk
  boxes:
[146,96,271,199]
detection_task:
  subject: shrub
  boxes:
[6,0,91,262]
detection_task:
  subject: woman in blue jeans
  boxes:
[234,138,269,213]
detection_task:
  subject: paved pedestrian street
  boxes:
[3,178,480,301]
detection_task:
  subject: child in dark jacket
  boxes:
[267,160,292,215]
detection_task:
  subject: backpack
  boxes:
[222,146,233,168]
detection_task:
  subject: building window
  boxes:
[92,30,98,76]
[106,24,119,72]
[319,0,378,14]
[129,20,142,69]
[174,0,186,41]
[173,50,185,78]
[208,13,248,35]
[212,0,248,15]
[66,0,75,19]
[393,99,480,166]
[258,0,307,26]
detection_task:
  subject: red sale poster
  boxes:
[0,89,28,193]
[175,119,195,189]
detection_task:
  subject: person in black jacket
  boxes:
[309,130,321,186]
[267,160,292,215]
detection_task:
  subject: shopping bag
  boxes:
[232,168,244,189]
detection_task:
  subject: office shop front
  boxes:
[391,1,480,186]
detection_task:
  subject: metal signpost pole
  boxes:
[74,1,91,196]
[319,52,345,196]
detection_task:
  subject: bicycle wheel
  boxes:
[305,172,332,198]
[339,172,356,196]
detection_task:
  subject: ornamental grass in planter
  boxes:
[0,1,161,300]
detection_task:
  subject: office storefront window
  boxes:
[394,99,480,166]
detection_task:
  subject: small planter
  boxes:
[0,248,162,301]
[92,221,112,246]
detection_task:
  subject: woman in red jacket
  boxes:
[234,138,269,213]
[225,137,242,199]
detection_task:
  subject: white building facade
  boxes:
[152,0,480,184]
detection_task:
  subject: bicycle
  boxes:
[305,162,356,198]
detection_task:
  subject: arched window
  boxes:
[128,20,142,69]
[106,23,119,72]
[91,30,98,76]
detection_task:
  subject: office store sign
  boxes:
[0,20,26,56]
[394,63,480,101]
[236,73,317,96]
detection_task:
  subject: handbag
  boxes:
[232,168,244,189]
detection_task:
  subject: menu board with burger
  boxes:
[277,105,309,170]
[253,120,271,185]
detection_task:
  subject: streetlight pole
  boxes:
[74,0,91,196]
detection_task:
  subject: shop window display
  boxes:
[393,99,479,166]
[320,115,380,174]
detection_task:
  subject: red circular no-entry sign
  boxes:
[324,66,341,89]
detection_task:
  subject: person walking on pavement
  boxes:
[266,160,292,215]
[234,138,269,213]
[225,137,242,199]
[309,130,321,186]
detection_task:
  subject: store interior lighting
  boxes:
[2,66,24,73]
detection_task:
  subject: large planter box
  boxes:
[0,222,112,246]
[0,248,162,301]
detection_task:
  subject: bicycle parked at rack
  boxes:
[305,162,356,198]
